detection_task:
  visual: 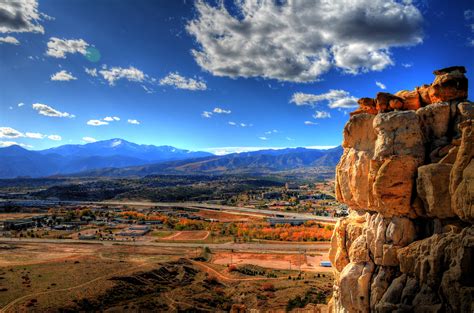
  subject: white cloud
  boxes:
[50,70,77,81]
[18,102,25,107]
[32,103,75,118]
[304,121,318,125]
[127,119,140,125]
[187,0,423,82]
[85,67,98,77]
[87,120,109,126]
[99,66,146,86]
[313,111,331,119]
[46,37,89,58]
[82,136,97,143]
[103,116,120,122]
[228,121,237,126]
[213,107,231,114]
[291,90,358,109]
[0,36,20,45]
[0,141,31,148]
[401,63,413,68]
[202,111,213,118]
[47,134,62,141]
[240,123,248,127]
[375,81,386,90]
[258,136,268,140]
[159,72,207,91]
[0,127,23,138]
[0,0,45,34]
[286,137,294,141]
[25,132,45,139]
[264,129,278,135]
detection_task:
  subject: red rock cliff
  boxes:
[329,66,473,313]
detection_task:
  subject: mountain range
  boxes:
[0,139,342,178]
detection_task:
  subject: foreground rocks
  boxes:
[330,66,473,312]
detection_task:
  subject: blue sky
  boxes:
[0,0,473,154]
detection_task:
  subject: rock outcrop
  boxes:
[330,66,473,312]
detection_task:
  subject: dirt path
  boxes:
[190,260,282,282]
[0,262,151,313]
[162,231,210,241]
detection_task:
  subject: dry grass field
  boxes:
[0,241,333,312]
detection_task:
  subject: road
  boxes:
[0,199,337,223]
[0,237,331,252]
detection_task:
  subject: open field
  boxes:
[0,240,333,312]
[212,251,332,273]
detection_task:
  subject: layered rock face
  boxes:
[330,66,473,313]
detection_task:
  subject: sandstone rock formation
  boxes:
[330,66,473,312]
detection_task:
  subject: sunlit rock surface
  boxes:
[330,66,473,312]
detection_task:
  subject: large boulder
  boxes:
[429,66,468,103]
[416,102,451,140]
[369,155,419,217]
[417,163,455,219]
[395,89,422,111]
[373,111,424,162]
[336,114,377,209]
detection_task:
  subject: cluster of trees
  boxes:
[232,222,333,242]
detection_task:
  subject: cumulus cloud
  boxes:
[0,141,31,148]
[25,132,45,139]
[46,37,89,58]
[228,121,237,126]
[82,136,97,143]
[291,90,358,109]
[18,102,25,107]
[0,0,45,34]
[85,67,98,77]
[127,119,140,125]
[87,119,108,126]
[32,103,75,118]
[313,111,331,119]
[401,63,413,68]
[304,121,318,125]
[213,107,231,114]
[159,72,207,91]
[103,116,120,122]
[0,36,20,45]
[201,111,213,118]
[375,81,386,90]
[258,136,268,140]
[99,66,146,86]
[50,70,77,81]
[47,134,61,141]
[0,127,23,138]
[187,0,423,82]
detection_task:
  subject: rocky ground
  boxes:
[329,66,473,312]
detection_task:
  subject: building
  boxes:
[3,218,35,231]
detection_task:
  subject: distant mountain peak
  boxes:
[110,139,123,147]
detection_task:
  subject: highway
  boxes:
[0,199,337,223]
[0,237,331,252]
